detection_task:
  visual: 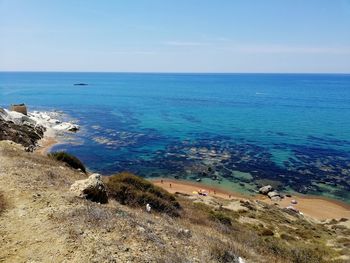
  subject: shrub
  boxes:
[209,211,232,226]
[106,172,181,216]
[260,228,274,236]
[280,233,296,241]
[261,237,331,263]
[210,241,239,263]
[49,151,86,173]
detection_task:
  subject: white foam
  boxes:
[2,109,79,135]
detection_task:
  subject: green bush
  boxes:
[260,228,274,236]
[106,172,181,216]
[49,151,86,173]
[209,211,232,226]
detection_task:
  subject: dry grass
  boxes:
[177,197,345,263]
[0,192,6,214]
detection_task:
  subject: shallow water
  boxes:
[1,72,350,202]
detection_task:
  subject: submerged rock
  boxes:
[70,173,108,204]
[259,185,273,195]
[267,191,280,198]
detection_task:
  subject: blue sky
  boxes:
[1,0,350,73]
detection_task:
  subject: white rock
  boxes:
[70,173,108,203]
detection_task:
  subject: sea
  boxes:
[1,72,350,202]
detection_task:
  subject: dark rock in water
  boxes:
[259,185,273,195]
[10,103,27,115]
[0,116,45,151]
[68,126,79,132]
[74,83,88,86]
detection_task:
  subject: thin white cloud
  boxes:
[227,45,350,54]
[110,51,156,55]
[231,45,350,54]
[164,41,211,47]
[163,39,350,54]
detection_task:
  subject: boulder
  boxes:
[70,173,108,204]
[270,196,281,202]
[267,191,280,198]
[259,185,273,195]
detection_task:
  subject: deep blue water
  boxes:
[1,72,350,202]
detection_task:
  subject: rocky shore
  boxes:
[0,106,79,151]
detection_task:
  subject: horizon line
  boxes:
[0,70,350,75]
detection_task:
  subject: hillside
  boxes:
[0,140,349,262]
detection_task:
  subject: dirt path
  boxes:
[0,143,75,262]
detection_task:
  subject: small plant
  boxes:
[106,172,180,216]
[260,228,274,236]
[210,241,239,263]
[49,151,86,173]
[209,211,232,226]
[280,233,296,241]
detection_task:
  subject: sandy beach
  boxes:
[152,178,350,221]
[36,137,58,155]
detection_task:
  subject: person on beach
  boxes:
[161,179,163,184]
[170,183,172,188]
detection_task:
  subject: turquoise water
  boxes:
[1,72,350,202]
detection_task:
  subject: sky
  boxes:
[1,0,350,73]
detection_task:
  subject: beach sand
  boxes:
[152,178,350,221]
[36,137,58,155]
[152,178,251,200]
[260,195,350,221]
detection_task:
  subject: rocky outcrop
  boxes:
[70,173,108,204]
[0,113,45,151]
[0,107,80,150]
[259,185,273,195]
[259,185,282,201]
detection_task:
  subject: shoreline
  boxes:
[36,136,59,155]
[151,178,350,220]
